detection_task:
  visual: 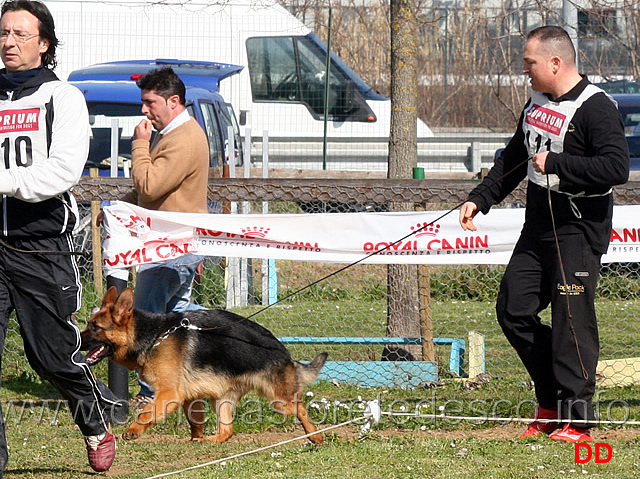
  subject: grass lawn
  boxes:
[1,378,639,478]
[1,298,639,477]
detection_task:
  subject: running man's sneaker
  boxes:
[519,405,561,438]
[549,424,594,443]
[85,430,117,472]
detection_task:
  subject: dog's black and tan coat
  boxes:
[81,287,327,444]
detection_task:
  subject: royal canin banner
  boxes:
[101,202,640,273]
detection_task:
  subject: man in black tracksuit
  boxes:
[0,1,124,474]
[459,26,629,442]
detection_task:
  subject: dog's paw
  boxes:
[201,434,233,443]
[122,429,141,440]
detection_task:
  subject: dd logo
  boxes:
[574,443,613,464]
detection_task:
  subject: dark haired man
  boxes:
[0,0,123,474]
[459,26,629,442]
[122,66,209,406]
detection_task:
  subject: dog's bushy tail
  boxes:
[295,352,328,384]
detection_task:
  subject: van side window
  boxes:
[198,102,225,167]
[247,36,375,122]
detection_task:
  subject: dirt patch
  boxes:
[595,428,640,442]
[346,424,640,442]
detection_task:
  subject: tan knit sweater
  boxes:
[128,118,209,213]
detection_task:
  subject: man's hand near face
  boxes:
[134,119,153,142]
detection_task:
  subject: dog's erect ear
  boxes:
[113,288,135,324]
[103,286,118,305]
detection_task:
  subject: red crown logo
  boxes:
[412,222,440,237]
[241,226,271,238]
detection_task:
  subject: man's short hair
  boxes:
[527,25,576,66]
[1,0,59,69]
[136,67,186,105]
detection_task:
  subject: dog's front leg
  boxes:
[123,390,183,440]
[272,397,324,444]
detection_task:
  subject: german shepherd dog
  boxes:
[81,287,327,444]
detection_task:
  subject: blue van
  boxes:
[68,59,244,176]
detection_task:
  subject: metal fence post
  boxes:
[413,167,435,362]
[106,276,130,400]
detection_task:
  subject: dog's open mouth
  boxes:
[85,343,114,366]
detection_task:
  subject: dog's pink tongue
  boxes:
[86,345,107,365]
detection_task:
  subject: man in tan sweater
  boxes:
[126,67,209,406]
[129,71,208,214]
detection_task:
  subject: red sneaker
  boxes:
[85,430,117,472]
[519,406,560,438]
[549,423,594,443]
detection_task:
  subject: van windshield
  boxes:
[85,103,146,170]
[246,34,378,122]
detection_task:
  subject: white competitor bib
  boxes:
[523,84,615,191]
[0,81,62,171]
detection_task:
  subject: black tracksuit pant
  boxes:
[0,235,126,473]
[496,231,601,429]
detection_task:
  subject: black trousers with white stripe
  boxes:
[496,231,601,429]
[0,235,125,472]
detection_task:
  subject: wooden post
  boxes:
[418,262,435,362]
[90,168,103,298]
[468,331,486,379]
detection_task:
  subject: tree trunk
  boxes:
[384,0,422,361]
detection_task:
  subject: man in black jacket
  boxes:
[0,1,124,474]
[459,26,629,442]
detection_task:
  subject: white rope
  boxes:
[380,411,640,426]
[142,414,370,479]
[141,402,639,478]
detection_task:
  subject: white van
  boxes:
[45,0,433,168]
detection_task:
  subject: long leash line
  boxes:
[246,157,531,320]
[153,157,530,341]
[545,176,589,380]
[157,166,592,386]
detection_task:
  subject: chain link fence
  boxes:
[4,177,640,391]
